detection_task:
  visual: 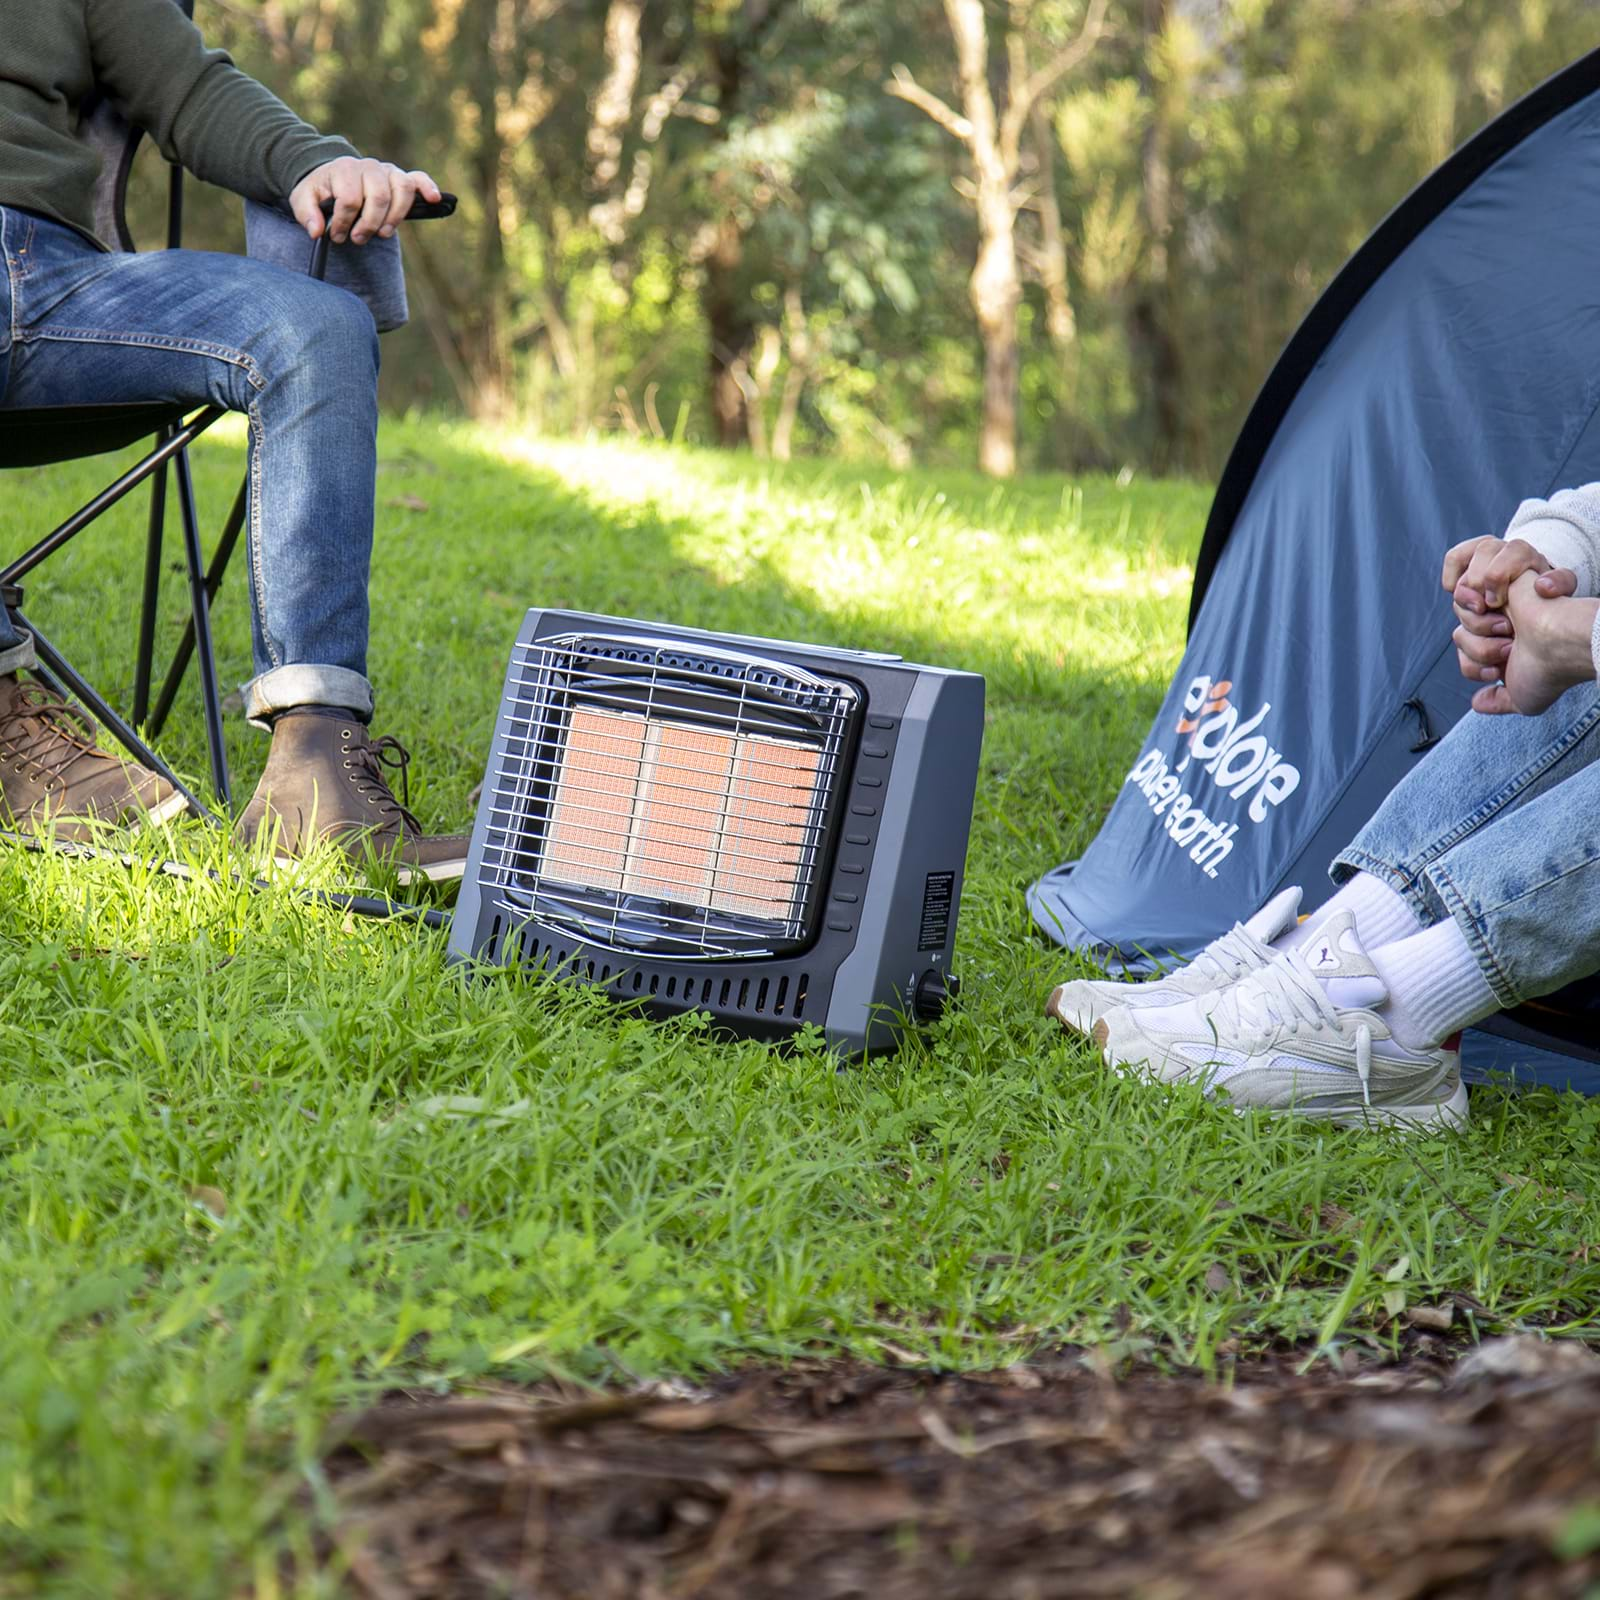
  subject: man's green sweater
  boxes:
[1,0,356,249]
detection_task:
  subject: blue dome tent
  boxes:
[1030,50,1600,1092]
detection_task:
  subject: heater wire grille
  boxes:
[482,634,860,959]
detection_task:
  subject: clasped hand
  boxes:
[1441,536,1589,715]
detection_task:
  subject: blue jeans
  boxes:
[0,207,379,722]
[1334,683,1600,1009]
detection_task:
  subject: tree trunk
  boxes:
[700,0,793,449]
[588,0,644,242]
[705,207,756,447]
[973,224,1021,479]
[945,0,1020,478]
[888,0,1105,476]
[1133,0,1183,472]
[1030,98,1075,353]
[772,283,811,462]
[455,0,510,416]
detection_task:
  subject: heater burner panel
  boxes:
[627,718,741,908]
[541,707,645,893]
[541,708,825,925]
[717,737,823,919]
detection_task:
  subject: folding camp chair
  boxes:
[0,0,452,822]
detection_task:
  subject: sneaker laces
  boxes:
[345,730,421,835]
[1209,949,1345,1041]
[0,681,106,776]
[1182,922,1273,988]
[1208,950,1375,1106]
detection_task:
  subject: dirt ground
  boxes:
[313,1336,1600,1600]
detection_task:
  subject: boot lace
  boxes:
[344,729,421,835]
[0,681,106,778]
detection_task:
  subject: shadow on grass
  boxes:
[5,426,1178,843]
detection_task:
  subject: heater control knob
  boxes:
[913,969,958,1022]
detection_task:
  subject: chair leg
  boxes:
[149,471,247,743]
[132,431,173,728]
[16,608,220,827]
[172,447,232,810]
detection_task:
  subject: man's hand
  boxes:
[1471,570,1600,715]
[1443,534,1578,686]
[289,158,442,245]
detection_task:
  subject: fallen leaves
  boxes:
[1452,1334,1600,1385]
[186,1185,227,1221]
[1382,1254,1411,1319]
[292,1342,1600,1600]
[1402,1303,1454,1332]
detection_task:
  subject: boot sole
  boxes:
[140,789,192,827]
[396,858,468,887]
[259,851,469,888]
[11,784,193,840]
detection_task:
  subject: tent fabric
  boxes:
[1029,51,1600,1075]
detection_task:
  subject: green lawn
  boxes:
[2,422,1598,1596]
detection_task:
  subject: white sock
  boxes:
[1369,919,1500,1050]
[1275,873,1424,956]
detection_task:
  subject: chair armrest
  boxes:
[317,192,457,223]
[399,194,457,222]
[310,192,457,279]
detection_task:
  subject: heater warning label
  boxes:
[919,872,955,951]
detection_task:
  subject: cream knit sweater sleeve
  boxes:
[1501,488,1600,681]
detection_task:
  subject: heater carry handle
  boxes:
[550,631,843,695]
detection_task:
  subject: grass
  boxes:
[2,420,1598,1596]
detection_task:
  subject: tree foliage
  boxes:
[155,0,1600,475]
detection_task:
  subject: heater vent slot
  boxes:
[489,917,812,1026]
[480,633,860,961]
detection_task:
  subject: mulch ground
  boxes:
[310,1336,1600,1600]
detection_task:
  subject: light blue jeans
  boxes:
[1333,681,1600,1009]
[0,206,379,723]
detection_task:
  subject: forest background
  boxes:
[143,0,1598,481]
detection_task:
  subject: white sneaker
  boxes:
[1047,886,1303,1037]
[1092,911,1469,1132]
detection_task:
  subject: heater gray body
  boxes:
[449,609,985,1054]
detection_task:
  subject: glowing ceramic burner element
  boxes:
[542,706,822,922]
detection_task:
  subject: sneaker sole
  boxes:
[1089,1021,1470,1133]
[1318,1079,1470,1133]
[1045,984,1094,1037]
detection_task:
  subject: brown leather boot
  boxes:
[0,673,185,838]
[234,709,470,885]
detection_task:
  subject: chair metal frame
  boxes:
[2,98,450,825]
[0,0,237,820]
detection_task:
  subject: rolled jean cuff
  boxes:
[1328,846,1443,927]
[0,630,38,676]
[1419,861,1523,1013]
[243,663,374,729]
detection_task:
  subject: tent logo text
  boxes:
[1122,674,1302,880]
